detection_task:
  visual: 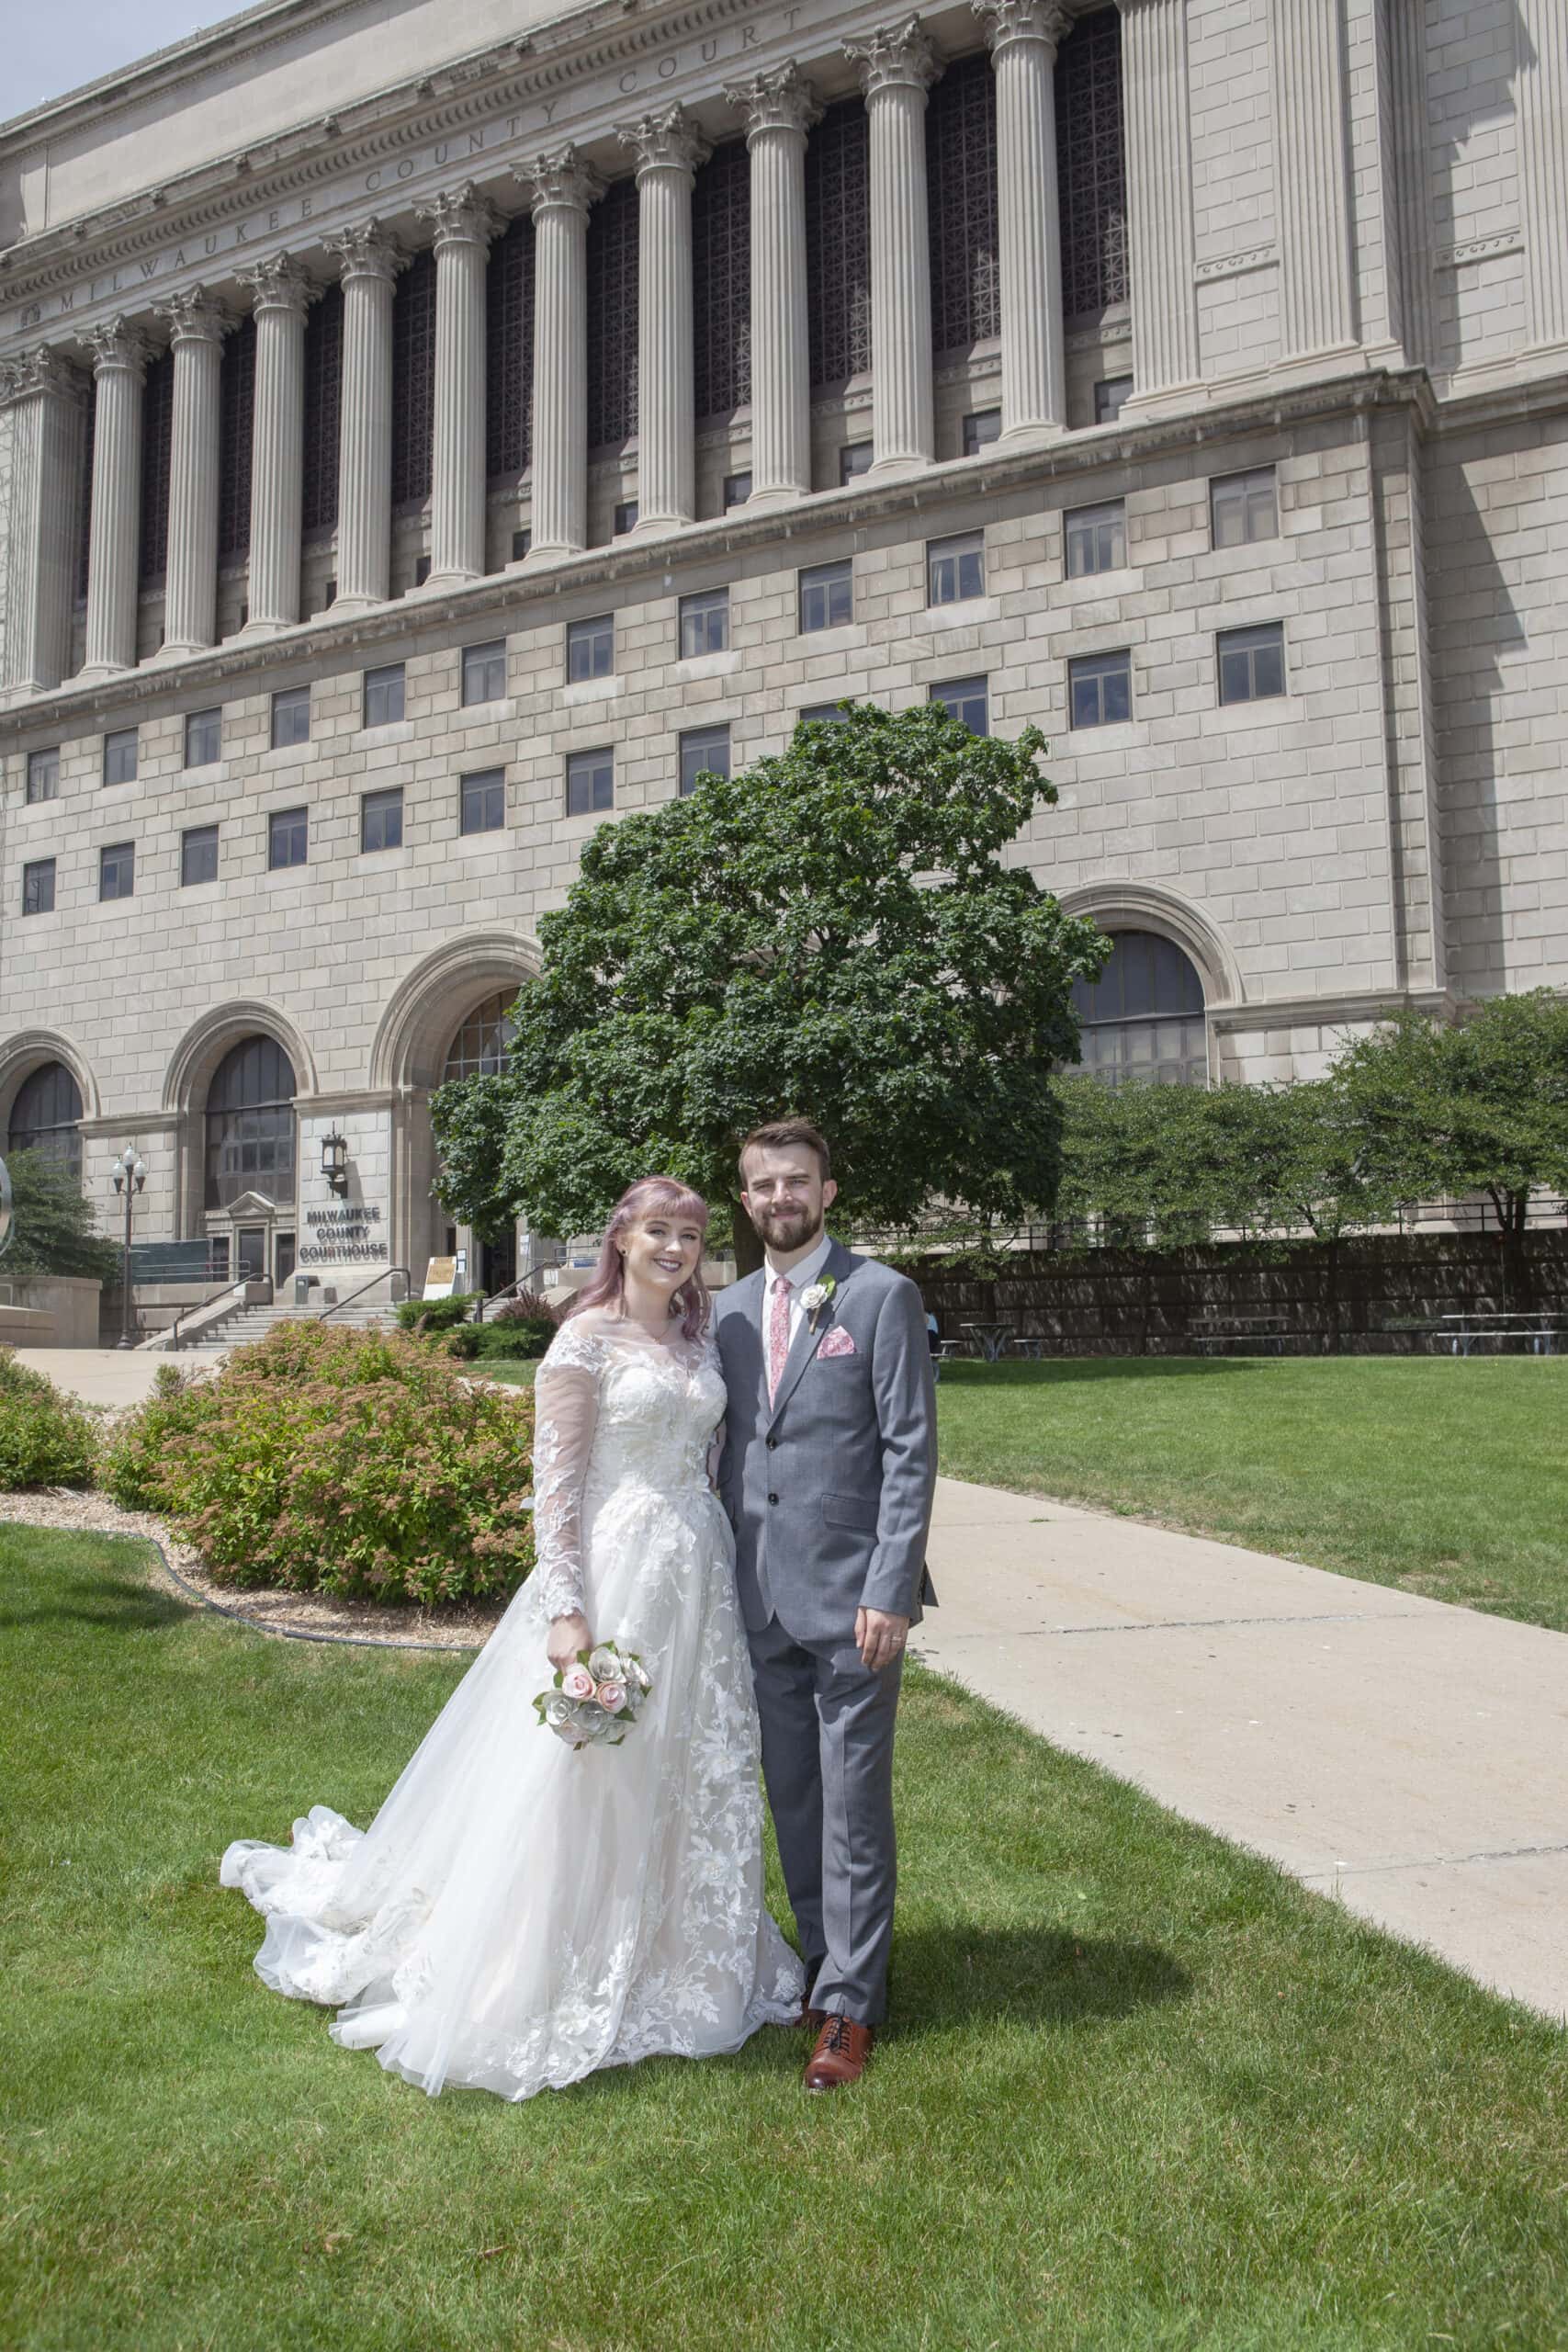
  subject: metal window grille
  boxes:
[181,825,219,887]
[363,664,405,727]
[566,749,615,816]
[302,282,343,535]
[361,787,404,853]
[799,560,853,633]
[76,377,96,602]
[693,139,752,421]
[204,1035,298,1208]
[102,728,138,785]
[271,687,310,747]
[928,532,986,605]
[22,859,55,917]
[1094,375,1133,423]
[679,588,729,658]
[962,408,1001,456]
[8,1062,83,1177]
[139,349,175,583]
[568,616,615,681]
[1211,467,1279,548]
[1057,7,1128,319]
[807,98,872,390]
[679,724,731,795]
[926,52,999,355]
[26,748,60,803]
[839,441,873,484]
[443,991,516,1081]
[1065,501,1126,576]
[463,641,508,705]
[723,470,752,509]
[99,842,136,900]
[218,312,256,560]
[391,247,437,508]
[1069,649,1133,727]
[460,770,506,833]
[1217,623,1286,705]
[185,707,222,767]
[268,807,309,868]
[588,176,639,448]
[930,675,989,734]
[1069,930,1208,1089]
[487,212,536,481]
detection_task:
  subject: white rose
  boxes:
[799,1284,829,1314]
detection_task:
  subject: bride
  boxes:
[220,1177,805,2099]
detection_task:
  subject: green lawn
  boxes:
[3,1523,1565,2352]
[936,1356,1568,1633]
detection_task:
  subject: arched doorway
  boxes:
[204,1035,299,1283]
[7,1062,85,1178]
[441,990,518,1294]
[1070,931,1210,1086]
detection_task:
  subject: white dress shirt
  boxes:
[760,1228,835,1354]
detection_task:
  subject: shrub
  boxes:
[394,1295,473,1335]
[98,1362,220,1510]
[491,1288,558,1328]
[0,1350,99,1489]
[100,1322,536,1605]
[444,1320,556,1365]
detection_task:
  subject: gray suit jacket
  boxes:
[715,1238,938,1645]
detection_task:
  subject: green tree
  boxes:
[0,1151,120,1284]
[431,703,1108,1270]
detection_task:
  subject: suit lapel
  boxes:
[766,1238,859,1429]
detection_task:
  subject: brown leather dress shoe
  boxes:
[803,2015,874,2091]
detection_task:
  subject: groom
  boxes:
[715,1119,937,2092]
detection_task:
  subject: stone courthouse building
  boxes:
[0,0,1564,1298]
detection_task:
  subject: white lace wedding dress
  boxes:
[220,1312,805,2099]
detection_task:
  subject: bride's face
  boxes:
[622,1212,705,1299]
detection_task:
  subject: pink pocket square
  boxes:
[818,1327,858,1359]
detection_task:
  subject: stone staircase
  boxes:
[169,1297,402,1360]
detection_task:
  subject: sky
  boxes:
[11,5,239,120]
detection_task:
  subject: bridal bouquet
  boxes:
[534,1642,653,1750]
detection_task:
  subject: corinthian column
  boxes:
[81,322,151,679]
[1517,0,1568,352]
[617,106,710,534]
[325,220,403,612]
[1269,0,1358,362]
[726,65,820,507]
[975,0,1070,440]
[845,17,941,480]
[153,288,229,657]
[1115,0,1201,405]
[416,183,499,588]
[0,348,86,698]
[238,254,311,636]
[515,149,603,562]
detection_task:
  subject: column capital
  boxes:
[844,16,942,99]
[85,316,153,379]
[154,287,230,345]
[415,181,501,250]
[240,253,314,315]
[0,345,85,406]
[974,0,1072,58]
[616,102,711,178]
[516,145,605,217]
[725,62,822,141]
[325,218,406,283]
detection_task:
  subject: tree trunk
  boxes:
[1325,1237,1340,1355]
[731,1196,765,1278]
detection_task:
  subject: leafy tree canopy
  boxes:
[432,703,1108,1262]
[0,1150,121,1283]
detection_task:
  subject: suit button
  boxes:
[768,1493,779,1506]
[766,1436,778,1451]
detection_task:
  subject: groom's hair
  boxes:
[739,1118,831,1182]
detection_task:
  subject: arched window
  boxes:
[1070,930,1208,1086]
[204,1037,298,1208]
[443,992,517,1084]
[8,1062,84,1179]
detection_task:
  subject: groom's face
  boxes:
[739,1145,838,1257]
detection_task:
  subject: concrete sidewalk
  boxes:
[9,1348,184,1408]
[919,1476,1568,2023]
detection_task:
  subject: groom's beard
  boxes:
[751,1203,824,1255]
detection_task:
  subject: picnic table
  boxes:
[961,1321,1012,1363]
[1432,1311,1565,1358]
[1187,1314,1298,1356]
[1010,1336,1046,1360]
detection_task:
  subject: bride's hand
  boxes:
[547,1612,593,1673]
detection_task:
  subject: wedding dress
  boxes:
[220,1312,805,2099]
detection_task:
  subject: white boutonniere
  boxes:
[800,1275,837,1332]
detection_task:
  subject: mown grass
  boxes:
[935,1355,1568,1632]
[3,1522,1565,2351]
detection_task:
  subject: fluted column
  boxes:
[1269,0,1358,363]
[845,17,941,480]
[516,149,603,562]
[237,254,310,635]
[1517,0,1568,352]
[416,183,499,587]
[153,288,228,658]
[726,65,819,506]
[618,106,710,534]
[325,221,403,613]
[0,348,86,698]
[974,0,1069,440]
[81,322,151,679]
[1113,0,1201,404]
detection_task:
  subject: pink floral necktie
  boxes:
[767,1274,793,1405]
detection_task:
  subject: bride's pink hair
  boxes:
[563,1176,712,1340]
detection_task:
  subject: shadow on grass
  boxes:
[891,1919,1191,2037]
[939,1357,1258,1388]
[0,1566,191,1635]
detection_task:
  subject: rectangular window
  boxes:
[567,616,615,682]
[1094,376,1134,424]
[363,662,405,728]
[268,806,309,869]
[184,707,222,768]
[361,787,404,854]
[22,858,55,916]
[927,531,986,606]
[679,588,729,659]
[414,554,433,585]
[723,470,752,510]
[614,501,638,537]
[1065,500,1127,578]
[1211,466,1280,548]
[566,748,615,817]
[181,824,219,888]
[102,728,138,786]
[270,686,310,749]
[460,769,506,835]
[930,676,989,735]
[512,527,532,561]
[962,409,1001,457]
[462,639,507,706]
[25,748,59,803]
[798,560,853,634]
[1217,621,1287,705]
[1069,649,1133,728]
[679,724,731,796]
[799,702,848,728]
[99,841,135,901]
[839,441,873,485]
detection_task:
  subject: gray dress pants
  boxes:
[746,1615,903,2026]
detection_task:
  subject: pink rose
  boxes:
[561,1666,595,1702]
[598,1682,628,1714]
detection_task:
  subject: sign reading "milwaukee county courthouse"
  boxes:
[299,1204,389,1264]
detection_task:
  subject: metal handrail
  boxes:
[170,1276,250,1353]
[316,1265,412,1325]
[477,1259,556,1322]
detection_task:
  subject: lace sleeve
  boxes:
[530,1328,605,1622]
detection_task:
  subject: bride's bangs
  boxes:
[565,1176,713,1337]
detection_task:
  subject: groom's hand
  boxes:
[856,1607,910,1673]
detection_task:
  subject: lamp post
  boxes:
[110,1146,147,1350]
[321,1128,350,1195]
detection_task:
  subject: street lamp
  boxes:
[320,1128,350,1196]
[110,1146,147,1351]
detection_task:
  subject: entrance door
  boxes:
[237,1227,266,1281]
[275,1232,297,1287]
[479,1227,516,1298]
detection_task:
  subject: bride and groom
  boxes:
[221,1118,939,2100]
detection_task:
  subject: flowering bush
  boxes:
[99,1322,536,1605]
[0,1350,98,1489]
